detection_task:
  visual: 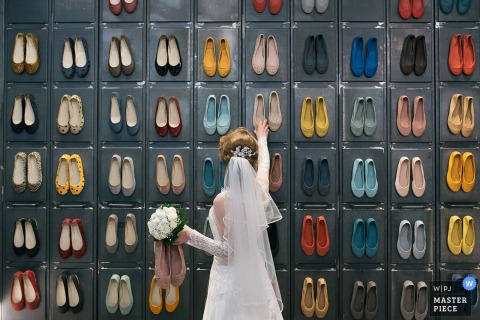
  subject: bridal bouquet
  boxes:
[148,205,187,246]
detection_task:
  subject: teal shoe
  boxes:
[352,219,365,258]
[457,0,471,14]
[202,158,215,197]
[217,95,231,135]
[440,0,454,13]
[119,275,133,315]
[365,218,378,257]
[219,161,226,189]
[351,158,365,198]
[203,95,216,135]
[365,158,378,198]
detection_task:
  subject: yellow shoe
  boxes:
[447,215,462,255]
[217,37,231,78]
[446,151,462,192]
[69,154,85,195]
[462,215,475,255]
[203,37,216,77]
[301,97,314,138]
[462,152,475,193]
[149,275,163,314]
[315,96,329,137]
[165,284,179,312]
[56,154,70,195]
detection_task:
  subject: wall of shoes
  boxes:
[1,1,480,319]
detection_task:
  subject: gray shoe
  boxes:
[124,213,138,253]
[363,97,376,136]
[412,220,426,260]
[365,281,378,320]
[401,280,415,320]
[415,281,428,320]
[397,220,412,259]
[316,0,329,13]
[105,214,118,254]
[315,35,329,74]
[350,97,365,137]
[108,155,122,195]
[121,157,135,197]
[301,0,315,13]
[350,281,365,320]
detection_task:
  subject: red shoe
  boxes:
[71,218,87,258]
[462,34,476,76]
[123,0,138,13]
[253,0,267,13]
[11,271,25,311]
[155,96,169,137]
[23,270,40,310]
[168,96,182,137]
[398,0,412,19]
[58,218,72,259]
[109,0,122,15]
[170,245,186,287]
[448,34,463,76]
[316,216,330,256]
[301,215,315,256]
[269,0,283,14]
[412,0,425,19]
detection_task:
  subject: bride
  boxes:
[176,120,283,319]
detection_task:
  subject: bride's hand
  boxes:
[254,119,269,140]
[173,226,192,245]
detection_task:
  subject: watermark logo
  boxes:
[463,276,477,291]
[430,280,476,316]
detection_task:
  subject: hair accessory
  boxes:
[231,146,256,158]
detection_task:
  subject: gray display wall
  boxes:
[1,1,480,319]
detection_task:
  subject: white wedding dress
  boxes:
[187,138,283,320]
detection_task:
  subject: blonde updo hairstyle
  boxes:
[219,127,259,169]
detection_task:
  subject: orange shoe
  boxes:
[316,216,330,256]
[217,38,231,78]
[462,152,475,193]
[462,34,476,76]
[165,284,179,312]
[301,215,315,255]
[203,37,216,77]
[446,151,462,192]
[448,34,463,76]
[149,275,162,314]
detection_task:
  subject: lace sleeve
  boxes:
[187,229,230,260]
[256,137,270,194]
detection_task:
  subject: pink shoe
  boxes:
[170,245,186,287]
[154,241,171,289]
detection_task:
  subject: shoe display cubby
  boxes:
[245,0,288,22]
[293,0,336,22]
[438,0,480,22]
[149,0,191,22]
[53,0,97,23]
[341,0,385,22]
[390,0,433,22]
[7,0,49,24]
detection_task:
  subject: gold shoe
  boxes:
[25,33,40,75]
[69,154,85,195]
[315,278,329,318]
[165,284,179,312]
[203,37,216,77]
[446,151,462,192]
[462,215,475,255]
[56,154,70,195]
[462,152,475,193]
[301,277,315,317]
[301,97,314,138]
[315,96,329,137]
[217,37,231,77]
[149,275,163,314]
[12,33,25,74]
[447,215,462,255]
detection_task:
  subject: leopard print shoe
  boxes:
[27,152,42,192]
[25,33,40,75]
[12,152,27,193]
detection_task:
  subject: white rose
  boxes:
[164,207,177,216]
[169,220,178,229]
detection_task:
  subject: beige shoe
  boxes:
[395,156,410,197]
[253,94,266,129]
[125,213,138,253]
[461,96,474,137]
[105,214,118,254]
[27,152,42,192]
[266,35,279,76]
[122,157,136,197]
[57,95,71,134]
[108,37,121,77]
[315,278,329,318]
[120,35,135,76]
[411,157,426,197]
[301,277,315,317]
[412,96,426,137]
[397,95,411,136]
[69,95,84,134]
[252,34,265,74]
[171,155,185,195]
[448,94,463,135]
[268,91,282,131]
[12,152,27,193]
[156,155,171,195]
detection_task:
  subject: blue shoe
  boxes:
[219,161,226,189]
[365,158,378,198]
[302,157,315,196]
[452,274,466,312]
[365,218,378,257]
[351,159,365,198]
[364,37,378,78]
[202,158,215,197]
[109,93,123,133]
[352,219,365,258]
[318,157,330,196]
[203,95,216,135]
[465,274,478,313]
[350,36,364,77]
[458,0,472,14]
[126,95,140,136]
[217,94,231,135]
[440,0,454,14]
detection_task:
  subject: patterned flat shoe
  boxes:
[27,152,42,192]
[12,152,27,193]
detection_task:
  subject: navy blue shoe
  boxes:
[364,37,378,78]
[109,93,123,133]
[24,94,39,134]
[440,0,454,14]
[352,218,365,258]
[302,157,315,196]
[350,36,364,77]
[318,157,331,196]
[202,158,215,197]
[365,218,378,257]
[457,0,471,14]
[74,37,90,78]
[62,37,75,79]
